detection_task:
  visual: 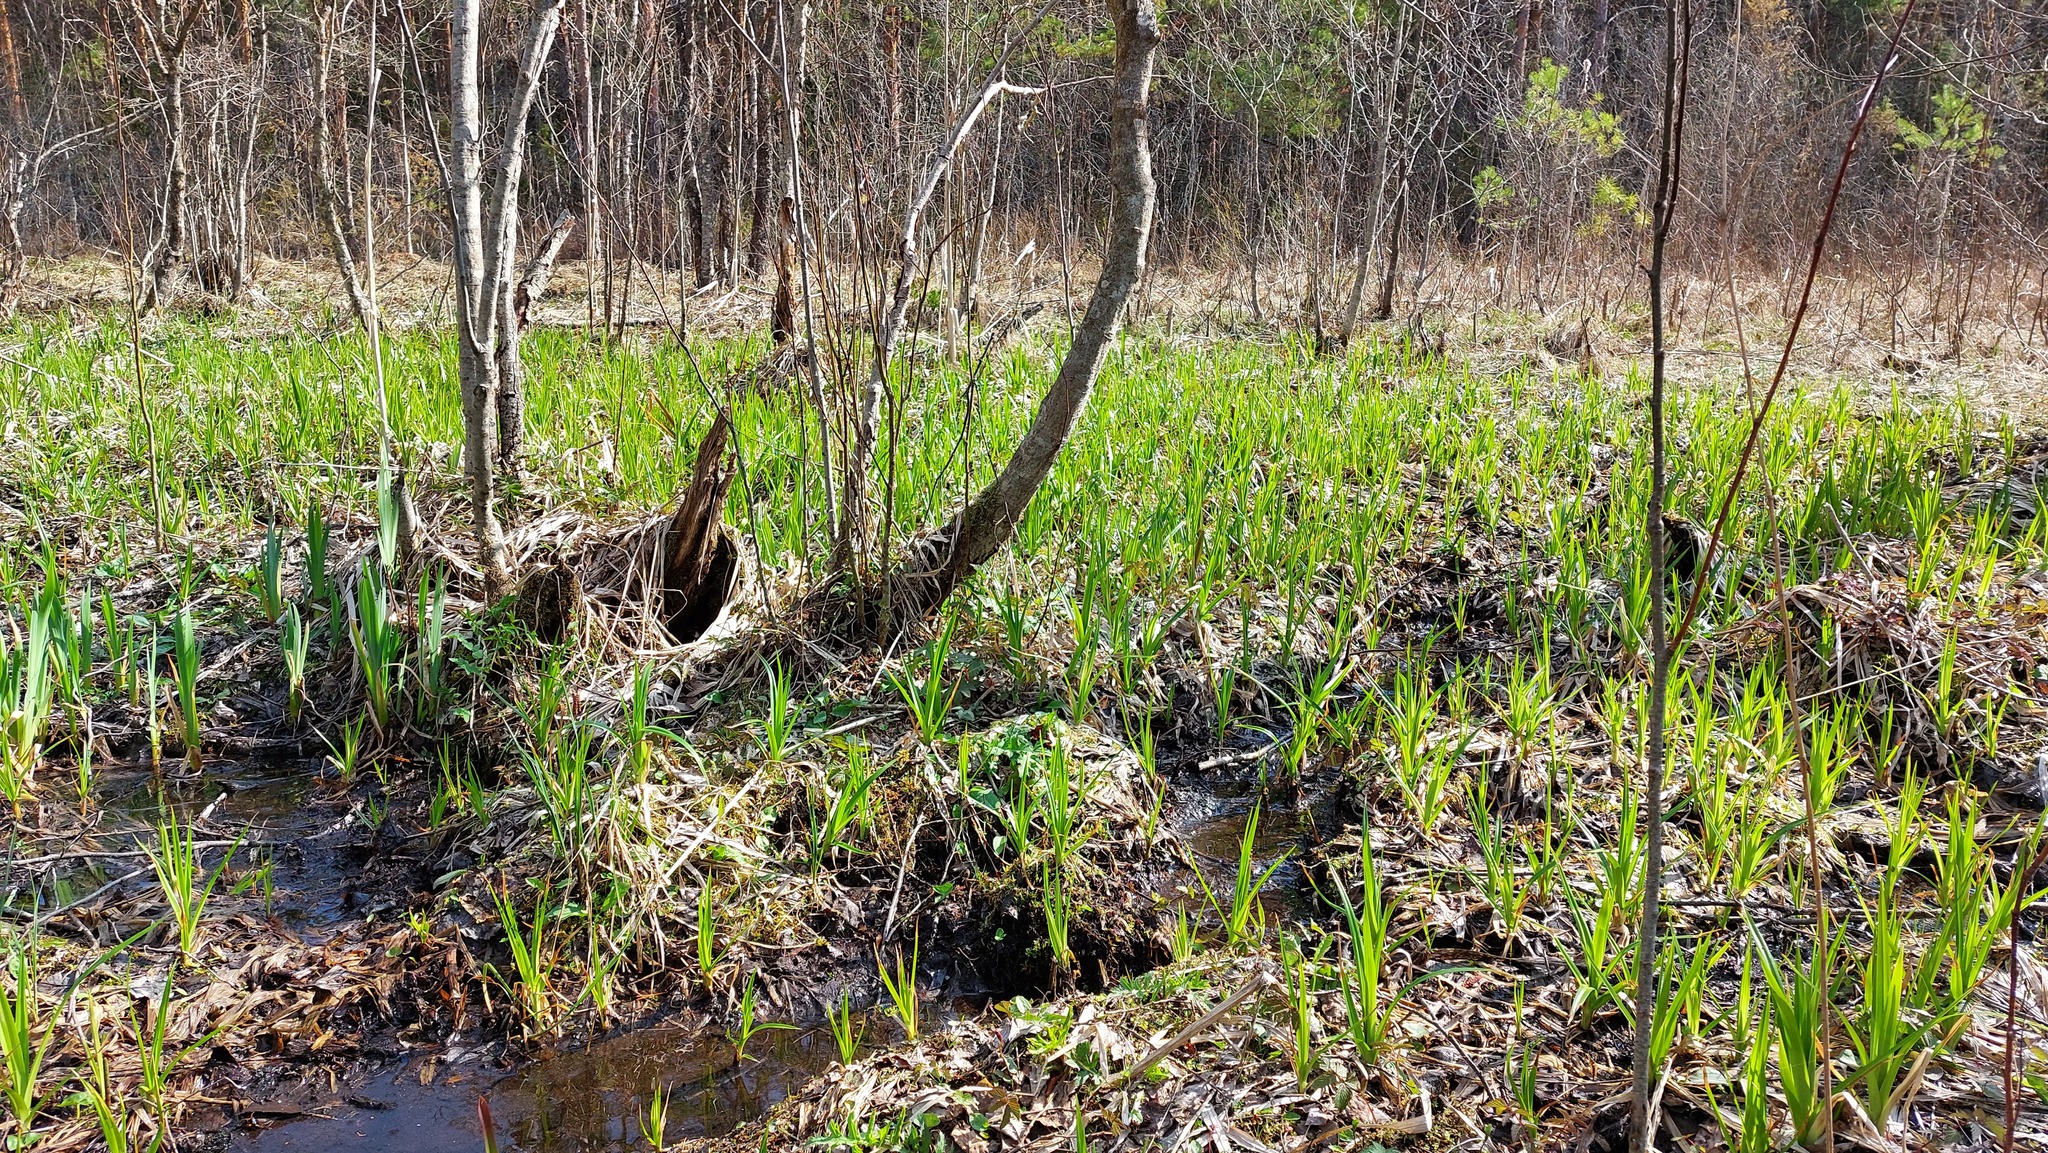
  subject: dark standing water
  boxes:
[240,1022,843,1152]
[213,755,1312,1150]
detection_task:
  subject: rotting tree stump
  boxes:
[660,410,739,643]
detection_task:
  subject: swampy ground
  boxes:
[2,282,2048,1153]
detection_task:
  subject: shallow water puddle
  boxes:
[203,755,1305,1150]
[3,756,349,924]
[239,1022,842,1150]
[1178,796,1312,920]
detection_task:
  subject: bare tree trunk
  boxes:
[485,0,568,476]
[0,0,22,129]
[773,0,833,533]
[886,0,1158,625]
[231,30,265,300]
[140,61,189,311]
[496,208,575,464]
[883,2,902,155]
[449,0,562,591]
[449,0,506,591]
[572,0,600,333]
[0,0,24,313]
[676,0,717,290]
[1592,0,1611,89]
[314,0,374,327]
[130,0,207,315]
[744,0,776,277]
[1628,1,1691,1146]
[770,194,796,343]
[1371,163,1407,321]
[1338,2,1410,347]
[517,211,578,330]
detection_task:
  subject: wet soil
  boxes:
[5,753,400,932]
[225,738,1333,1152]
[236,1021,844,1152]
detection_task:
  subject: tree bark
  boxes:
[1371,162,1407,321]
[314,0,375,328]
[483,0,568,475]
[140,67,189,310]
[449,0,564,591]
[128,0,208,314]
[744,0,776,277]
[0,0,22,130]
[230,31,265,301]
[0,0,23,314]
[675,0,718,290]
[571,0,600,332]
[497,208,575,460]
[449,0,506,591]
[770,194,796,344]
[516,211,578,330]
[885,0,1158,625]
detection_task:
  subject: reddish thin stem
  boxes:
[1669,0,1920,655]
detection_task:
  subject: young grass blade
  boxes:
[171,604,203,769]
[828,990,864,1064]
[0,934,61,1139]
[1226,803,1288,947]
[877,934,921,1041]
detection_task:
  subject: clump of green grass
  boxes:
[488,881,557,1035]
[346,562,401,736]
[1220,804,1285,948]
[144,807,239,960]
[730,974,792,1060]
[0,933,62,1140]
[0,587,56,812]
[888,614,959,745]
[827,990,863,1065]
[877,935,921,1041]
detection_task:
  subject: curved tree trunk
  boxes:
[885,0,1159,626]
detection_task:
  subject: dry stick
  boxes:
[102,10,165,552]
[1627,0,1691,1147]
[1667,0,1922,658]
[1111,967,1277,1088]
